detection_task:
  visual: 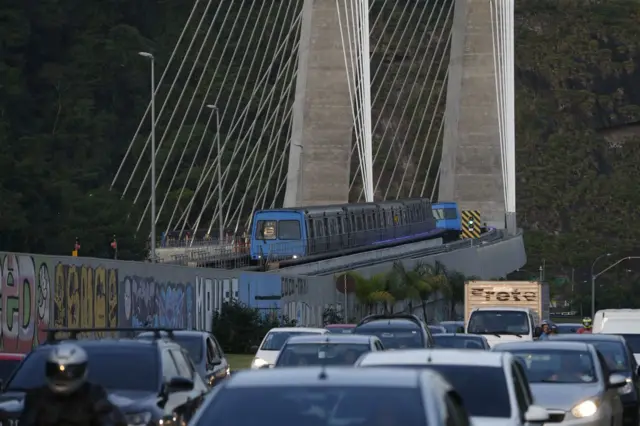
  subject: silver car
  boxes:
[493,341,625,426]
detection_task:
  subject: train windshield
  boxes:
[432,208,458,220]
[255,220,301,240]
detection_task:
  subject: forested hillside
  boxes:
[1,0,639,291]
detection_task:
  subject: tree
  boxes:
[440,271,479,320]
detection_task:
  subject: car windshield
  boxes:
[195,386,426,426]
[556,324,580,334]
[353,328,423,349]
[6,347,159,392]
[589,341,629,372]
[620,334,640,354]
[260,332,321,351]
[325,327,355,334]
[468,311,529,335]
[434,335,485,350]
[276,343,371,367]
[0,360,22,382]
[507,349,597,383]
[440,323,463,333]
[375,365,510,418]
[139,334,203,363]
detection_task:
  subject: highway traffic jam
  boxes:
[0,281,639,426]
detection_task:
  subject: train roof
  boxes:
[253,198,433,217]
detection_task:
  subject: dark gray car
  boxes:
[138,330,229,387]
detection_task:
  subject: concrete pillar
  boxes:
[284,0,354,207]
[439,0,505,229]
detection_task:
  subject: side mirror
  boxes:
[250,345,259,353]
[533,327,542,338]
[524,405,549,423]
[609,373,628,389]
[165,376,194,394]
[259,364,271,369]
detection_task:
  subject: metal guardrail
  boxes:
[283,229,511,276]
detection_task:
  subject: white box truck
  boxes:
[464,281,550,347]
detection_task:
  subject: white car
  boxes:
[250,327,327,369]
[356,349,551,426]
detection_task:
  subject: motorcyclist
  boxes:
[20,343,126,426]
[577,317,593,334]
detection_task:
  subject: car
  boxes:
[429,325,447,335]
[188,366,472,426]
[0,328,209,425]
[250,198,441,261]
[492,341,626,426]
[438,320,465,333]
[352,314,435,349]
[555,323,582,334]
[250,327,328,369]
[0,354,25,386]
[550,333,640,425]
[433,333,490,350]
[137,330,230,387]
[325,324,356,334]
[355,348,551,426]
[274,334,384,367]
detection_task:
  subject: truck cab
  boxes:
[466,307,540,347]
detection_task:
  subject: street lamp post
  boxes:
[591,254,640,317]
[139,51,156,262]
[206,104,223,243]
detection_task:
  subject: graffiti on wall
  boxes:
[0,255,50,353]
[53,263,119,338]
[121,277,194,329]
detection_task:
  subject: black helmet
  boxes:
[45,343,88,395]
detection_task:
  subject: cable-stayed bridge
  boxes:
[111,0,522,272]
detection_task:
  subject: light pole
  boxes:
[206,104,223,243]
[139,51,156,262]
[591,254,640,317]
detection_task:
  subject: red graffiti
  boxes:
[0,255,49,353]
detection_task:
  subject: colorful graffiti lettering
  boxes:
[122,277,194,330]
[0,255,49,353]
[53,263,118,337]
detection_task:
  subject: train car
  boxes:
[250,198,443,263]
[431,201,461,241]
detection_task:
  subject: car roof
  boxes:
[325,324,356,328]
[438,321,464,325]
[226,366,427,388]
[37,338,163,352]
[556,323,582,327]
[493,341,592,351]
[138,330,206,338]
[472,307,532,312]
[356,319,422,329]
[550,334,625,342]
[358,349,507,367]
[285,334,374,344]
[268,327,328,333]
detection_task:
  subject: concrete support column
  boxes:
[439,0,505,229]
[284,0,354,207]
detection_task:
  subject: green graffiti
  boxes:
[22,278,31,328]
[5,272,16,331]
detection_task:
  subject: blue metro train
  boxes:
[249,198,464,262]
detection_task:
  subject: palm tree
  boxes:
[343,271,391,315]
[398,261,447,322]
[440,271,480,320]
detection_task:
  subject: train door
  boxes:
[349,213,357,248]
[336,213,346,249]
[313,218,325,254]
[306,217,315,255]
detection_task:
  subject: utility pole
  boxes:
[139,51,156,262]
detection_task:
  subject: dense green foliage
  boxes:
[1,0,640,302]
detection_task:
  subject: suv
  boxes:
[0,328,209,425]
[352,314,435,349]
[137,330,230,387]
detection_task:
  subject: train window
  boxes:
[356,215,364,232]
[307,218,315,240]
[350,214,356,232]
[372,211,378,229]
[278,220,301,240]
[255,220,277,240]
[337,217,344,235]
[315,219,324,237]
[324,218,331,236]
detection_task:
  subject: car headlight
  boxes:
[619,378,633,395]
[251,357,268,369]
[571,399,598,418]
[125,411,152,426]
